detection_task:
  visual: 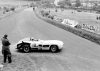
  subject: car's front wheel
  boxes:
[50,45,58,53]
[23,44,30,53]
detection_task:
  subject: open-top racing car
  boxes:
[16,37,64,53]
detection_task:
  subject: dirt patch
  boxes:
[0,54,35,71]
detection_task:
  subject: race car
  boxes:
[16,37,64,53]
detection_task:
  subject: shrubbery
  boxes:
[40,10,54,20]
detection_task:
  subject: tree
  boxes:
[75,0,81,8]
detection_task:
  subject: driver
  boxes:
[30,37,34,41]
[30,37,38,41]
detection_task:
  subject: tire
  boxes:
[23,44,30,53]
[50,45,58,53]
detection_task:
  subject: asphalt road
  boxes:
[0,8,100,71]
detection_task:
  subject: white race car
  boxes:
[16,37,64,53]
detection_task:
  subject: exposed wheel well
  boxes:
[50,45,58,49]
[21,43,31,49]
[50,45,59,53]
[22,43,31,53]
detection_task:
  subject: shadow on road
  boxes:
[15,49,62,54]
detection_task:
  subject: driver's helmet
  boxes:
[30,37,35,41]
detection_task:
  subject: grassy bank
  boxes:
[35,8,100,45]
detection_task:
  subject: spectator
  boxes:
[55,9,57,12]
[1,34,12,63]
[96,16,98,20]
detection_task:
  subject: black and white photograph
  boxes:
[0,0,100,71]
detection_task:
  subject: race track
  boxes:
[0,8,100,71]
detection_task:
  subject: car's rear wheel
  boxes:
[50,45,58,53]
[23,44,30,53]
